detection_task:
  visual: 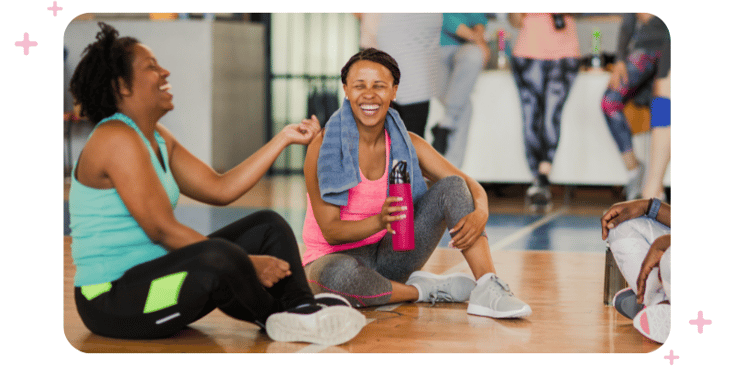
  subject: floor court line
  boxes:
[441,206,569,275]
[487,206,569,251]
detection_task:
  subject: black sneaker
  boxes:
[431,125,452,155]
[314,293,353,307]
[265,294,366,345]
[526,175,551,206]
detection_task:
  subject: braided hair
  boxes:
[69,22,139,124]
[340,48,400,86]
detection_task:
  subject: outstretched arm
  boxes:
[165,115,320,206]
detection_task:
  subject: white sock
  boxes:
[409,283,424,302]
[476,273,497,287]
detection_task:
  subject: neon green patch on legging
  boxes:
[143,271,188,314]
[81,282,112,301]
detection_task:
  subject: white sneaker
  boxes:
[405,271,476,304]
[467,273,531,318]
[265,295,366,346]
[633,303,670,344]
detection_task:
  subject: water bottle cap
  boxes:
[389,160,410,184]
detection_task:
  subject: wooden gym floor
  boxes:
[63,176,663,353]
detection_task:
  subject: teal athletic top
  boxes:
[440,13,489,46]
[69,113,180,287]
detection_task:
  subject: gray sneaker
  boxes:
[613,287,644,320]
[406,271,476,304]
[467,273,531,318]
[625,162,645,200]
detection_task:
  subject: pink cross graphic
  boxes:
[664,350,679,365]
[690,311,712,333]
[48,1,63,16]
[15,33,38,56]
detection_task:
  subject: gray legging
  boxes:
[304,176,483,308]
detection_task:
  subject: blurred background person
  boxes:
[354,13,380,50]
[431,13,490,169]
[376,13,442,138]
[643,68,671,201]
[509,13,581,209]
[600,13,670,201]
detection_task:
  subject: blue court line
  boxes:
[63,203,606,254]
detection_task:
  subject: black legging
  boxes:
[393,100,430,138]
[74,210,314,339]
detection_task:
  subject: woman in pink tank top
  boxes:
[301,48,532,319]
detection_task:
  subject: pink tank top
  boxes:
[302,131,391,265]
[512,13,580,60]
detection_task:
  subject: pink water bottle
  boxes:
[389,160,414,251]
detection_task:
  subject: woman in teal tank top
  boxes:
[66,22,365,344]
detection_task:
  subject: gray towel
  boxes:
[317,99,428,206]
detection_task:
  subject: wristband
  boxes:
[646,198,661,220]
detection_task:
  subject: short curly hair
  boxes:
[340,48,400,86]
[69,22,139,124]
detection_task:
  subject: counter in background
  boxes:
[426,70,671,186]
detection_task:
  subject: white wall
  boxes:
[64,20,214,168]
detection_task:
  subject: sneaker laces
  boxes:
[492,276,514,296]
[426,281,456,305]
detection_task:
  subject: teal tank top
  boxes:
[69,113,180,287]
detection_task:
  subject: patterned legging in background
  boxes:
[601,49,663,154]
[304,176,484,308]
[511,56,580,178]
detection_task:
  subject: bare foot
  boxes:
[249,255,291,287]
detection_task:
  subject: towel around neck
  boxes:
[317,98,428,206]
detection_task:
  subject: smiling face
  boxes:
[342,60,398,128]
[119,43,174,115]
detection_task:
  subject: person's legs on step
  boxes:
[641,69,671,200]
[601,49,660,199]
[538,57,580,184]
[442,44,485,168]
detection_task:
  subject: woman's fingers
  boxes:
[448,216,484,250]
[451,228,479,249]
[380,196,408,232]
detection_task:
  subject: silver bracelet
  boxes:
[646,198,661,220]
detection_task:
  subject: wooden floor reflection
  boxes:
[63,177,662,353]
[64,241,661,353]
